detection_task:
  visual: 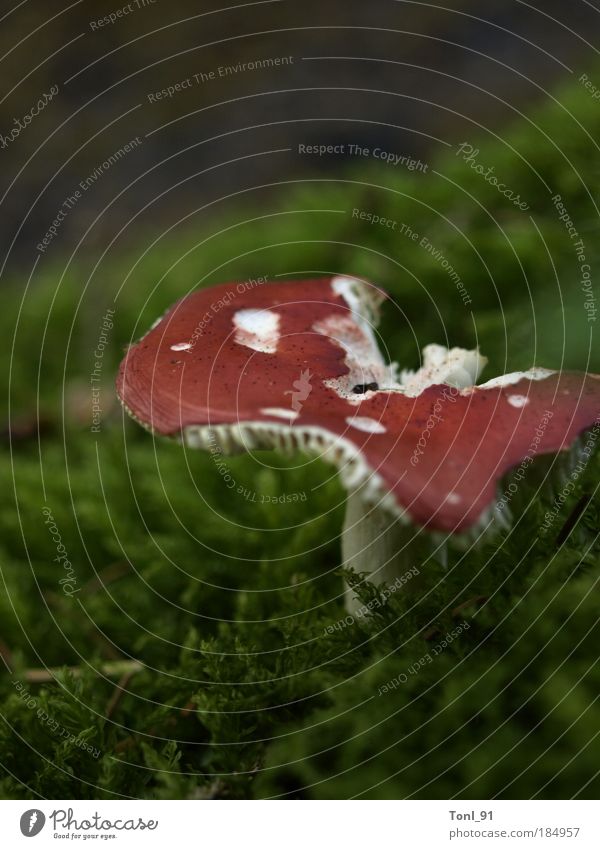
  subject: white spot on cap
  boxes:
[233,308,280,354]
[446,492,461,505]
[260,407,299,421]
[346,416,386,434]
[508,394,529,408]
[170,342,191,351]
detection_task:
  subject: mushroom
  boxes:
[117,277,600,611]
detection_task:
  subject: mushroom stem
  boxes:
[342,486,418,613]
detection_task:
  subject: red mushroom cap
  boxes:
[117,277,600,533]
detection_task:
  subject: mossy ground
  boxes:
[1,72,599,799]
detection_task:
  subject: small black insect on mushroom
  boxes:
[352,382,379,394]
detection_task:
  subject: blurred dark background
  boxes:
[2,0,600,276]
